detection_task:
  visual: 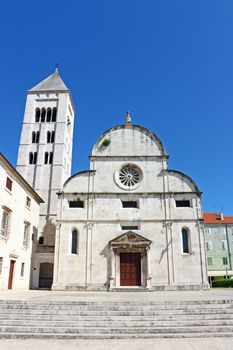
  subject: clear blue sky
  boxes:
[0,1,233,214]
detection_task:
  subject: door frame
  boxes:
[120,252,141,286]
[8,259,16,289]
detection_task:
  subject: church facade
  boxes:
[52,114,208,291]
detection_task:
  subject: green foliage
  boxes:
[102,139,111,147]
[212,279,233,288]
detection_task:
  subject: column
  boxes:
[109,247,115,290]
[146,246,152,289]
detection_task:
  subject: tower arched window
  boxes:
[71,229,78,254]
[46,108,52,122]
[32,132,36,143]
[49,152,53,164]
[182,228,190,254]
[35,108,40,122]
[29,152,37,164]
[29,152,33,164]
[51,131,55,143]
[44,152,49,164]
[41,108,46,122]
[47,131,51,143]
[36,131,40,143]
[52,108,57,122]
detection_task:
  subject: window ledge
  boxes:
[4,188,12,195]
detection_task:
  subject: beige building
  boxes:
[53,114,208,291]
[0,153,43,290]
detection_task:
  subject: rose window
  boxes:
[119,166,140,187]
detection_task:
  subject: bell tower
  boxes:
[16,69,75,288]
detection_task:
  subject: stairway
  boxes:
[0,299,233,339]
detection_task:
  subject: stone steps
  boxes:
[0,299,233,339]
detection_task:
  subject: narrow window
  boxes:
[49,152,53,164]
[121,225,139,230]
[69,200,84,208]
[176,200,191,208]
[52,107,57,122]
[47,131,51,143]
[223,257,228,266]
[26,196,31,208]
[29,152,33,164]
[1,209,11,238]
[44,152,49,164]
[6,177,13,191]
[51,131,55,143]
[33,152,37,164]
[46,108,52,122]
[32,131,36,143]
[0,257,3,275]
[38,236,44,245]
[122,201,138,208]
[23,223,30,248]
[35,108,40,122]
[41,108,46,122]
[206,241,212,250]
[221,240,227,250]
[207,257,213,266]
[71,229,78,254]
[36,131,40,143]
[182,228,190,254]
[21,263,25,277]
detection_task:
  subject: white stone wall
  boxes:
[0,158,40,291]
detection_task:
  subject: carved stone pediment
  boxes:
[110,231,151,248]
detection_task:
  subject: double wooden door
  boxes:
[120,253,141,286]
[8,260,15,289]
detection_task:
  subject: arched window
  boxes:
[35,108,40,122]
[32,132,36,143]
[51,131,55,143]
[52,107,57,122]
[29,152,33,164]
[36,131,40,143]
[41,108,46,122]
[182,228,190,254]
[71,229,78,254]
[47,131,51,143]
[49,152,53,164]
[44,152,49,164]
[33,152,37,164]
[46,108,52,122]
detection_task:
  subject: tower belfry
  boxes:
[16,69,75,288]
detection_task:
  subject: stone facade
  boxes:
[53,115,208,291]
[0,153,43,290]
[16,70,75,289]
[204,212,233,281]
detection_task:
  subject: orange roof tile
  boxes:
[203,212,233,224]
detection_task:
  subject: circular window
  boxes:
[115,164,142,190]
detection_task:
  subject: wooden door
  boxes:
[120,253,141,286]
[8,260,15,289]
[39,263,54,289]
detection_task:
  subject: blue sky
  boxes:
[0,1,233,214]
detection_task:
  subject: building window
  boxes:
[205,228,211,234]
[206,241,212,250]
[38,236,44,245]
[23,223,30,248]
[223,257,228,266]
[44,152,49,164]
[71,229,78,254]
[182,228,190,254]
[49,152,53,164]
[221,240,227,250]
[6,177,13,191]
[1,208,11,238]
[121,225,139,230]
[26,196,31,208]
[46,108,52,122]
[207,257,213,266]
[47,131,55,143]
[52,107,57,122]
[176,200,190,208]
[0,257,3,274]
[121,201,138,208]
[29,152,37,164]
[51,131,55,143]
[32,131,40,143]
[35,108,40,122]
[21,263,25,277]
[69,200,84,208]
[41,108,46,122]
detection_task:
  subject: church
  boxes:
[16,70,208,291]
